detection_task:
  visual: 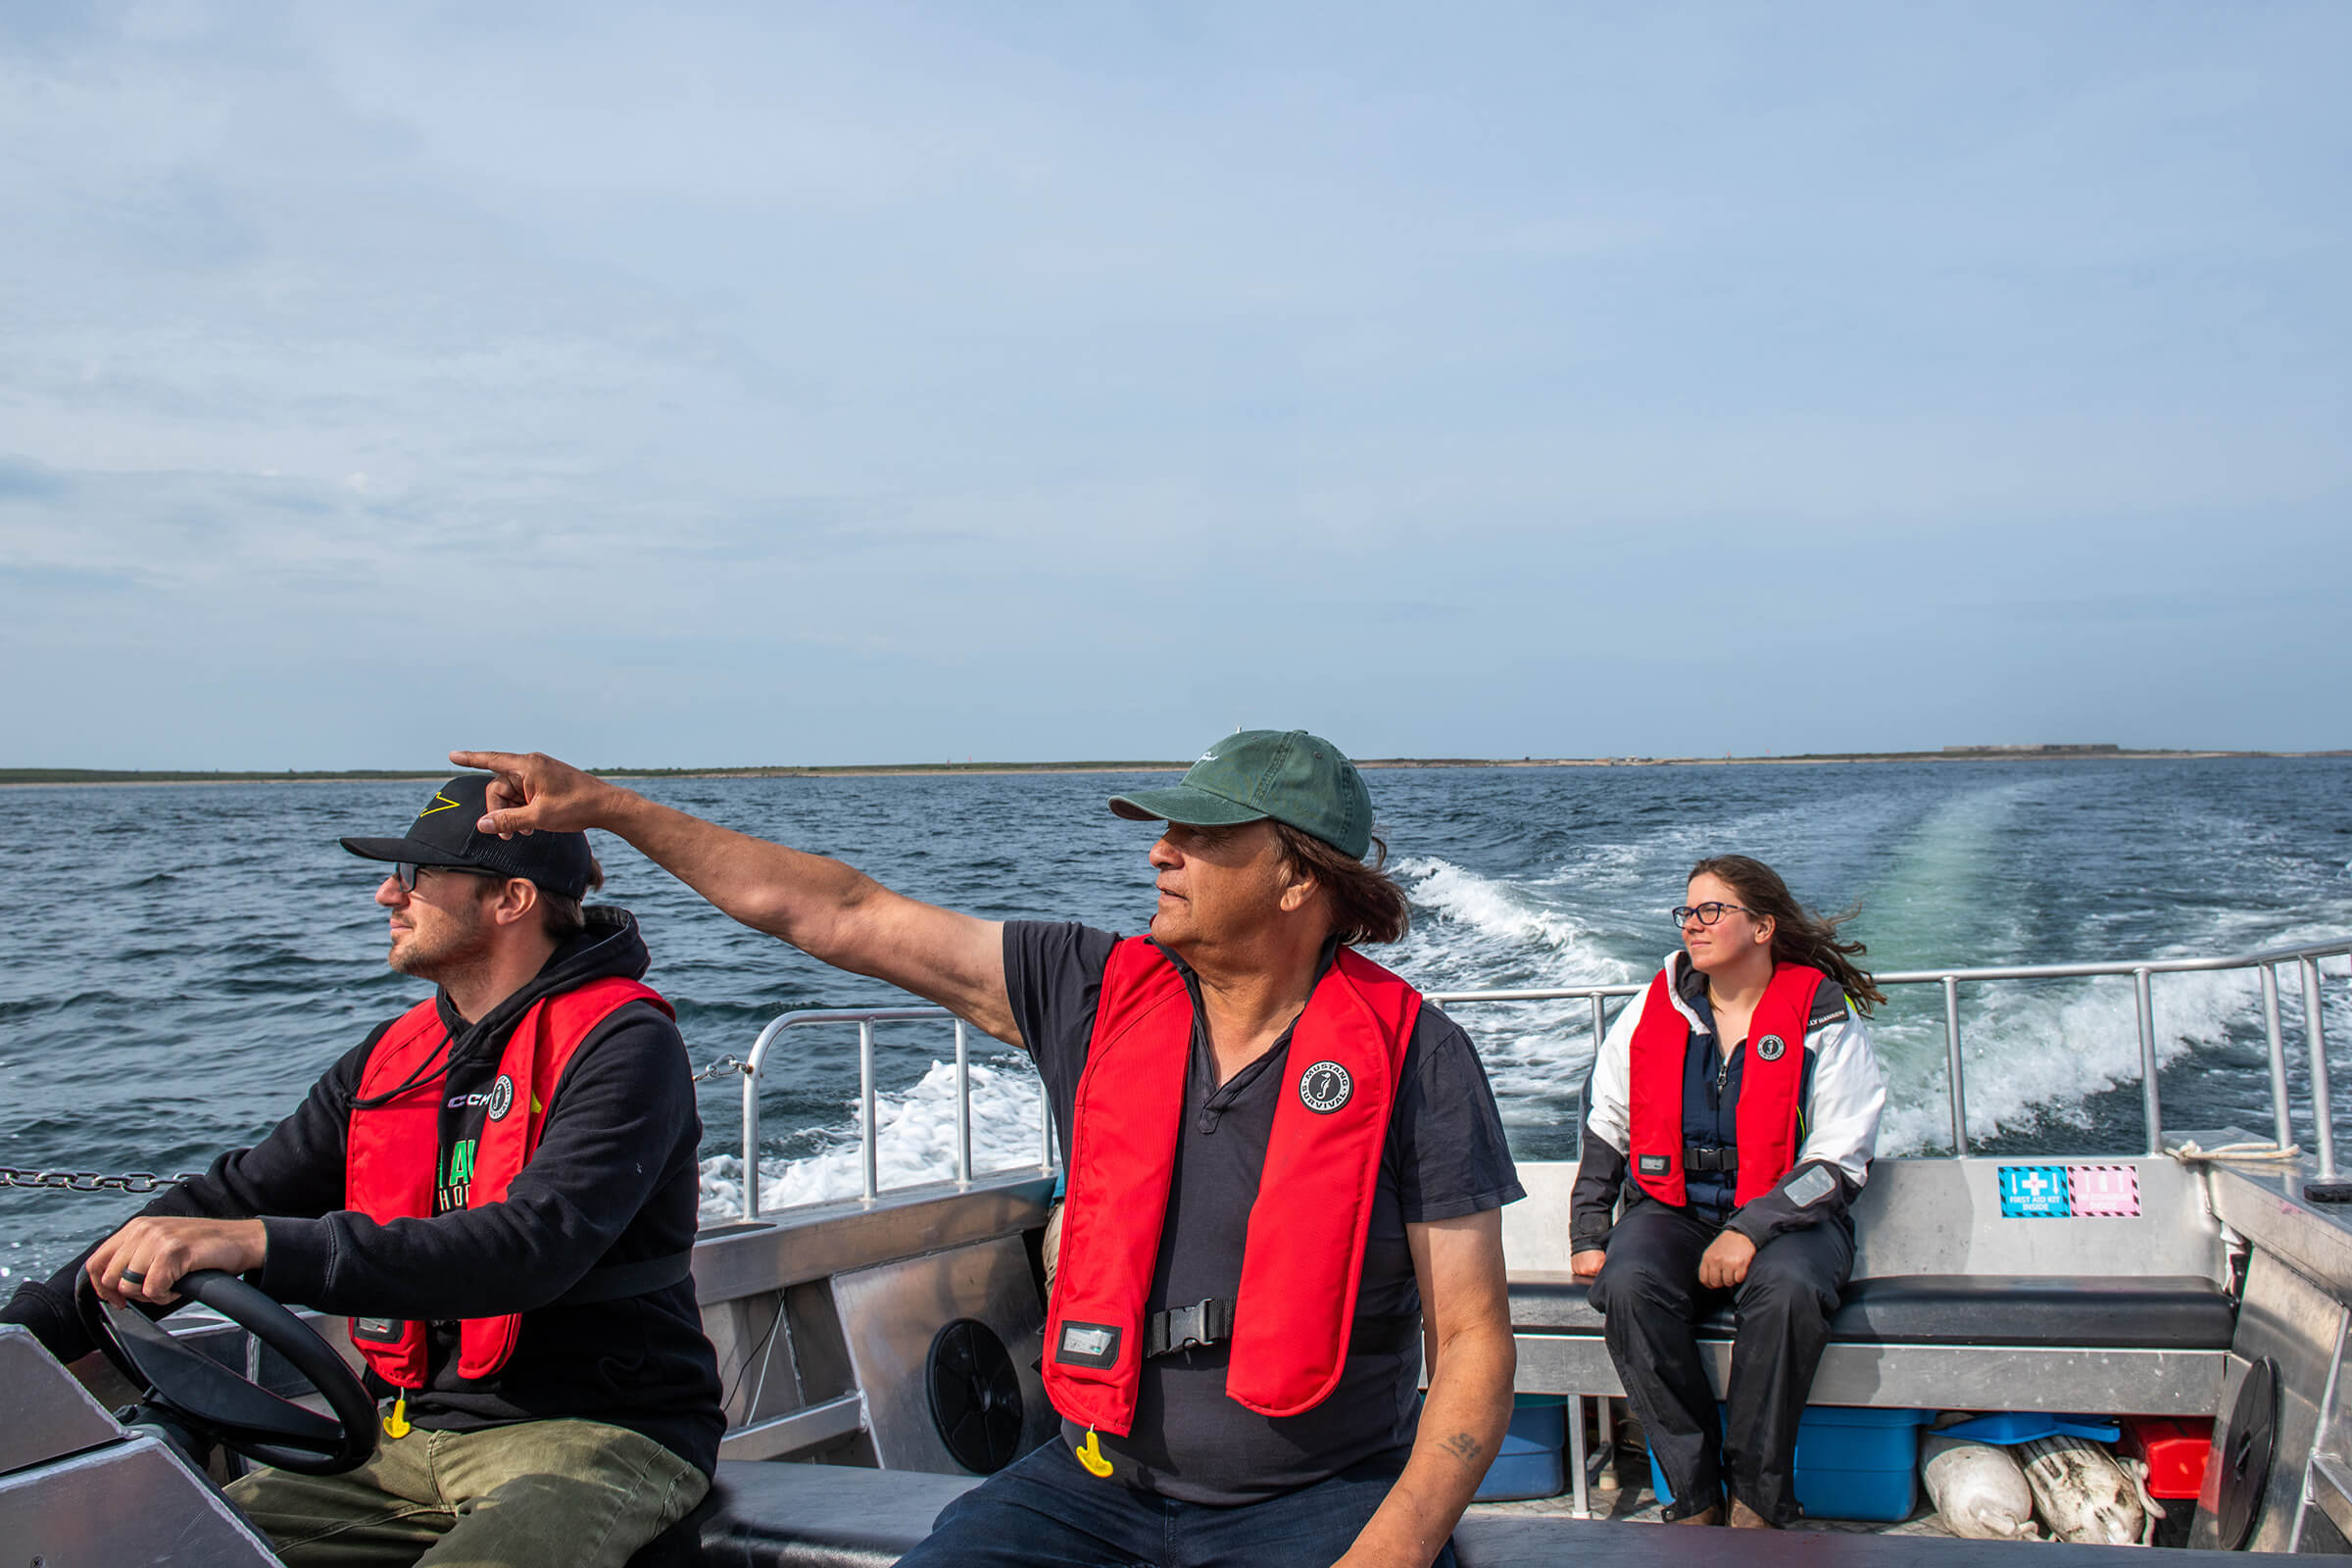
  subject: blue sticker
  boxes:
[1999,1164,2074,1218]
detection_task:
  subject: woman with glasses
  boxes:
[1569,856,1886,1529]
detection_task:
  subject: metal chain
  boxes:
[0,1167,204,1195]
[690,1054,753,1083]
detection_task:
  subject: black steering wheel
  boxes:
[76,1268,379,1476]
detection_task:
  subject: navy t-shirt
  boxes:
[1005,921,1523,1504]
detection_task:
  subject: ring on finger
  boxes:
[120,1269,147,1285]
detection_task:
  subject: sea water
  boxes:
[2,758,2347,1283]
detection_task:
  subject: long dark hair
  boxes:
[1272,821,1411,946]
[1689,855,1886,1015]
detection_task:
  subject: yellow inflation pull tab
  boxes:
[383,1393,411,1440]
[1076,1428,1113,1478]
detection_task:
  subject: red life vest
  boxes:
[1043,938,1421,1435]
[344,975,670,1389]
[1628,960,1825,1207]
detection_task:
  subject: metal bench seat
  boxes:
[1509,1273,2237,1350]
[1499,1157,2237,1421]
[1508,1275,2233,1420]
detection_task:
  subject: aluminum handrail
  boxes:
[737,1006,1055,1220]
[725,934,2349,1220]
[1426,937,2352,1166]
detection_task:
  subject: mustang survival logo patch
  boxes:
[1298,1060,1353,1113]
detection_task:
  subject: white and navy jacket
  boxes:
[1570,951,1887,1252]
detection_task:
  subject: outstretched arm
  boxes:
[1338,1210,1515,1568]
[450,750,1018,1045]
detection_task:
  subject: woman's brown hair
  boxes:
[1272,821,1411,947]
[1688,854,1886,1015]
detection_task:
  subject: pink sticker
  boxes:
[2068,1164,2140,1217]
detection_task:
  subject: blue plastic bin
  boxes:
[1935,1411,2119,1446]
[1475,1396,1567,1501]
[1647,1405,1933,1522]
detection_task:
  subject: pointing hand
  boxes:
[448,750,618,838]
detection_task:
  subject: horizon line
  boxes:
[5,745,2346,788]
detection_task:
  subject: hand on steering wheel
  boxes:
[75,1267,380,1476]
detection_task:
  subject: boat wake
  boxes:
[699,1056,1047,1222]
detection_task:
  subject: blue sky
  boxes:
[2,2,2345,766]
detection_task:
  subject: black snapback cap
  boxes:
[341,774,597,901]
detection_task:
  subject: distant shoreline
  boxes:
[4,747,2343,789]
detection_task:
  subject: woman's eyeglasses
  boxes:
[1673,902,1754,927]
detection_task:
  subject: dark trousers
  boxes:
[1587,1196,1852,1524]
[896,1438,1455,1568]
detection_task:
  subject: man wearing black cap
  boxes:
[0,775,722,1568]
[455,732,1520,1568]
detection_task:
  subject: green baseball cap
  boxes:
[1108,729,1374,859]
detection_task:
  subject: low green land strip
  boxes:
[0,762,1189,785]
[2,768,452,784]
[3,749,2335,787]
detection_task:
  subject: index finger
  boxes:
[450,751,536,822]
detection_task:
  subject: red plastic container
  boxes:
[2119,1416,2214,1499]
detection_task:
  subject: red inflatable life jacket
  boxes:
[1628,960,1825,1207]
[1043,938,1421,1436]
[344,975,670,1388]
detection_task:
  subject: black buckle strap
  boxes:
[1684,1143,1739,1174]
[1144,1298,1236,1358]
[1141,1298,1421,1360]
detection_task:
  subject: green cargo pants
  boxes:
[224,1417,709,1568]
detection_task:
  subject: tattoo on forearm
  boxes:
[1442,1432,1483,1467]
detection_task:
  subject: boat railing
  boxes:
[737,1008,1053,1220]
[728,934,2351,1222]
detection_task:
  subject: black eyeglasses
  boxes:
[394,861,505,892]
[1673,902,1754,927]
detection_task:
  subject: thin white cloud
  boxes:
[1,2,2348,763]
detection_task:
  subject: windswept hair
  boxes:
[1689,854,1886,1015]
[1272,822,1411,947]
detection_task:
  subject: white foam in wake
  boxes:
[699,1057,1050,1222]
[1873,955,2346,1154]
[1388,856,1647,1137]
[1395,856,1604,958]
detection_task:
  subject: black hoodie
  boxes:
[0,906,725,1474]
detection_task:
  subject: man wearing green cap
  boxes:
[454,732,1521,1568]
